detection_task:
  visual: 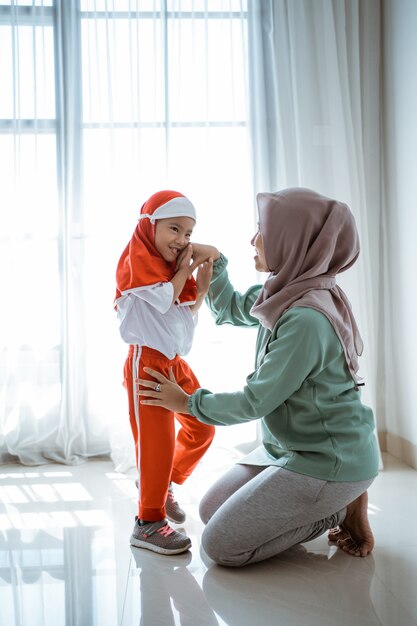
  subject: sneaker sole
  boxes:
[130,536,191,555]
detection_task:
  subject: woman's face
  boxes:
[251,228,269,272]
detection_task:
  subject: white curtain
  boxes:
[247,0,384,444]
[1,0,257,468]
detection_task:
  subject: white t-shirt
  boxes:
[116,282,197,359]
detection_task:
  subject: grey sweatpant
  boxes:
[199,464,374,567]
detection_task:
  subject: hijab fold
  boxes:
[250,188,363,383]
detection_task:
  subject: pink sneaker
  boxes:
[130,518,191,555]
[165,483,186,524]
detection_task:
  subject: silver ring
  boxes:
[155,383,162,392]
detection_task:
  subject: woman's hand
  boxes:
[171,244,208,304]
[176,242,220,270]
[137,367,191,414]
[191,243,220,265]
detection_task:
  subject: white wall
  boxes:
[383,0,417,449]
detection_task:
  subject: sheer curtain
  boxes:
[247,0,384,447]
[1,0,257,468]
[0,0,72,464]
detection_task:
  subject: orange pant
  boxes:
[124,345,215,521]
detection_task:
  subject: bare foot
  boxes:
[336,491,374,557]
[328,526,350,543]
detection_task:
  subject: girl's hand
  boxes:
[196,258,213,296]
[136,367,191,414]
[176,244,194,272]
[175,244,202,275]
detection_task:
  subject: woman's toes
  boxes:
[328,527,350,542]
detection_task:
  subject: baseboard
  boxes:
[378,430,417,470]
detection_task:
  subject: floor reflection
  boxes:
[0,524,121,626]
[1,456,417,626]
[202,545,379,626]
[0,526,99,625]
[126,547,219,626]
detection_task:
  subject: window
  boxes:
[0,0,256,464]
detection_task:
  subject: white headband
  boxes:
[138,196,196,224]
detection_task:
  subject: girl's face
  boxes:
[251,227,269,272]
[154,216,195,262]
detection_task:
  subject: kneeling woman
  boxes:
[137,188,379,567]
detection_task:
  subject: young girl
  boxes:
[115,190,215,555]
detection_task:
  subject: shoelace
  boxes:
[157,524,175,537]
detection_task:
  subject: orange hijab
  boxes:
[115,190,197,307]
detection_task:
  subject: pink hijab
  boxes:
[250,188,364,383]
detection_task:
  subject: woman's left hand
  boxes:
[136,367,191,414]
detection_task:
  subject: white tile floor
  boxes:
[0,451,416,626]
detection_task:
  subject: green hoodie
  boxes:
[188,255,379,482]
